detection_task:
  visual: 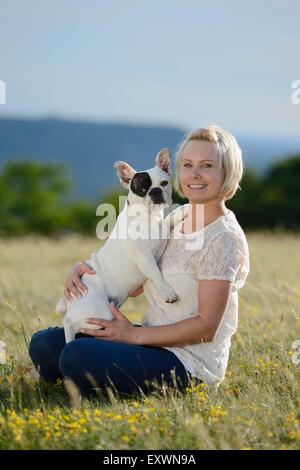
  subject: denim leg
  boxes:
[59,338,190,398]
[28,327,66,382]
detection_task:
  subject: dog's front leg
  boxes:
[132,246,178,303]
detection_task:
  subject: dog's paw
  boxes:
[157,284,178,303]
[165,293,178,303]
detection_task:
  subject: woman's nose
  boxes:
[192,168,202,178]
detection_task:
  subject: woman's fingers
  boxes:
[64,278,88,302]
[73,277,88,294]
[63,261,96,302]
[64,283,82,301]
[64,288,73,302]
[80,327,108,338]
[80,318,110,337]
[68,282,83,299]
[79,262,96,276]
[73,262,96,294]
[86,318,110,328]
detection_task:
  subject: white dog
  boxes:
[56,148,184,343]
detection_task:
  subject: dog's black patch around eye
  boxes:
[130,172,152,198]
[160,180,168,186]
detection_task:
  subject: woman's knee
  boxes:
[59,338,113,377]
[28,329,48,363]
[28,327,65,366]
[58,339,85,377]
[58,340,103,396]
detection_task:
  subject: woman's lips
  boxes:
[187,184,207,190]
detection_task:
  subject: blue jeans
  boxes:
[28,327,192,398]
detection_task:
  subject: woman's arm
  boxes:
[129,285,144,297]
[133,279,232,346]
[82,279,232,347]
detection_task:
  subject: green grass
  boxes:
[0,233,299,449]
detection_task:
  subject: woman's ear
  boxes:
[114,161,136,189]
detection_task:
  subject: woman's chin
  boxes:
[185,192,207,203]
[184,189,220,204]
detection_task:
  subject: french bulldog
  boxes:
[56,148,180,343]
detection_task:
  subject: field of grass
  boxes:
[0,233,299,450]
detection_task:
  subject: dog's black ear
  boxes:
[155,148,171,175]
[114,161,136,189]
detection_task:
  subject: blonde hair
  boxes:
[174,124,243,201]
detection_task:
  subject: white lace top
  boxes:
[142,205,250,387]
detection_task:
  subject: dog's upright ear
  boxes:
[114,161,136,189]
[155,148,171,175]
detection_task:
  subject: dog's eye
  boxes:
[161,181,168,187]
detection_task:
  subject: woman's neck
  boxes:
[183,200,228,233]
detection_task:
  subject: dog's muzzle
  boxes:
[148,187,165,204]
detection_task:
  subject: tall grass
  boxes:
[0,233,299,449]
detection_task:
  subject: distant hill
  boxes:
[1,117,300,201]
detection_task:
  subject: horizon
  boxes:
[0,1,299,138]
[1,114,300,142]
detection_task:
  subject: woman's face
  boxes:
[179,140,225,203]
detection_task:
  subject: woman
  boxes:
[29,124,249,398]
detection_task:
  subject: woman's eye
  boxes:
[183,163,212,168]
[160,181,168,186]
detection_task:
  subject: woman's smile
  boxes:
[187,183,208,190]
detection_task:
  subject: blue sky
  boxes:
[0,0,299,136]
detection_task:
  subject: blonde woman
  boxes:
[29,125,249,397]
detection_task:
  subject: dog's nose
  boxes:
[148,187,165,204]
[148,187,162,197]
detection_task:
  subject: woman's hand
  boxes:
[80,302,139,344]
[64,262,96,302]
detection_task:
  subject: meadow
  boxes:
[0,233,299,450]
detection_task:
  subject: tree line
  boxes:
[0,155,299,237]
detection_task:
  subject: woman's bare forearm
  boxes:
[133,314,213,347]
[129,285,144,297]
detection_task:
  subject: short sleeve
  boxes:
[196,230,249,287]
